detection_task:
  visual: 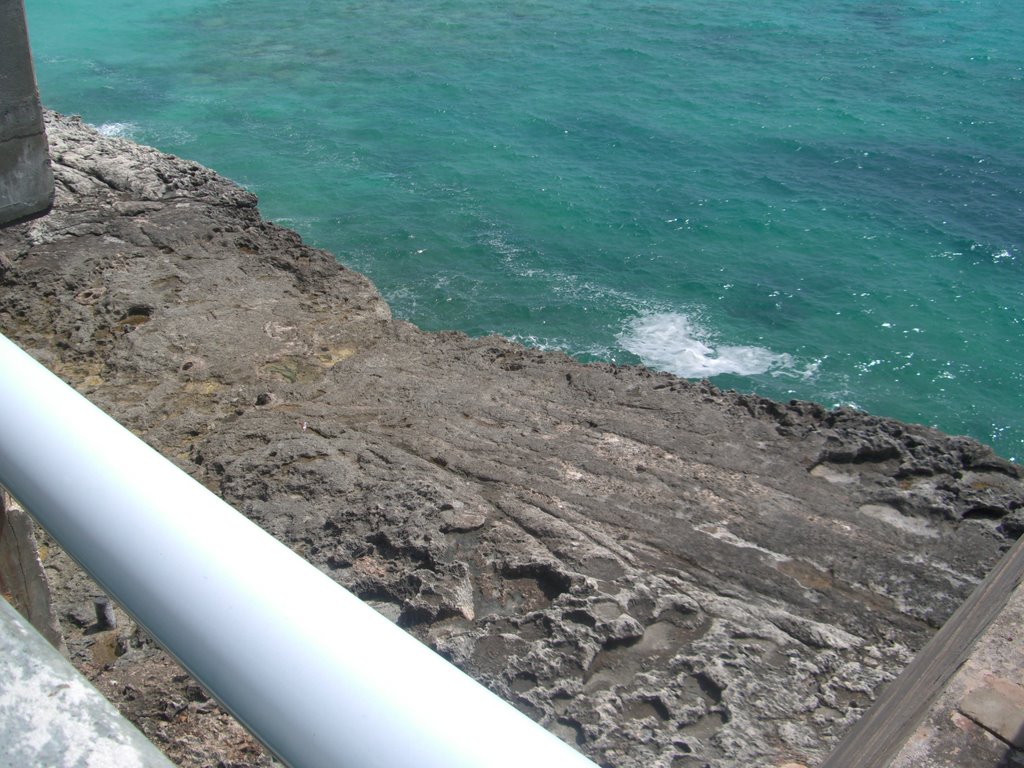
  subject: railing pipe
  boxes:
[0,333,599,768]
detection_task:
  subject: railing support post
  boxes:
[0,0,54,226]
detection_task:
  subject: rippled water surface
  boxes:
[27,0,1024,459]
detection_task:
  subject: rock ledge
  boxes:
[1,113,1020,768]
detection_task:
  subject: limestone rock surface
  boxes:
[1,112,1021,768]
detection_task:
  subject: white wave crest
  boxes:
[619,312,795,378]
[93,121,138,138]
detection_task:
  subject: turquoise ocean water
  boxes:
[25,1,1023,460]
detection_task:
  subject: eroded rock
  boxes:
[1,112,1021,768]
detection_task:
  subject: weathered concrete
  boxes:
[1,113,1022,768]
[0,597,177,768]
[0,0,54,225]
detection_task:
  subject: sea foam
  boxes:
[619,312,795,379]
[92,122,138,138]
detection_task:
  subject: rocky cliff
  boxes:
[1,112,1021,768]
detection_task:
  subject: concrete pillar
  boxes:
[0,0,54,226]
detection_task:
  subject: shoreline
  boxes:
[2,111,1021,767]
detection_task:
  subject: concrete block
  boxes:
[961,675,1024,749]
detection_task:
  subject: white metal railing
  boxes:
[0,332,599,768]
